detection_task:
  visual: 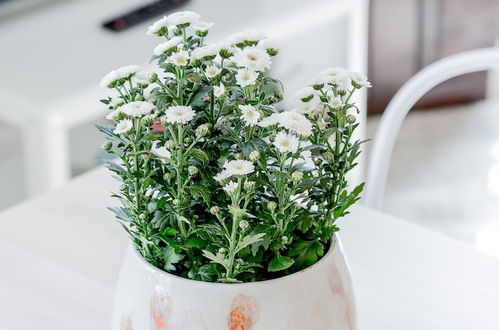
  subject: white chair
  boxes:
[364,47,499,209]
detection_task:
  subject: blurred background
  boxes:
[1,0,499,258]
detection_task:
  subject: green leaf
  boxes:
[189,86,212,108]
[162,246,184,271]
[289,240,324,269]
[190,184,211,204]
[235,233,266,253]
[185,237,205,249]
[268,255,294,272]
[196,263,220,281]
[333,182,365,219]
[162,227,177,236]
[202,250,230,269]
[189,148,209,162]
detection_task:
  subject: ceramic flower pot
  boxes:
[111,234,356,330]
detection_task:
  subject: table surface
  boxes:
[0,167,498,330]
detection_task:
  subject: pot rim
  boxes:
[129,233,338,287]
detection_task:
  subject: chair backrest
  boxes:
[364,47,499,209]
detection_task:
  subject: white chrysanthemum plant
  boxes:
[98,11,370,283]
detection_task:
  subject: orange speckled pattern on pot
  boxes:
[150,292,171,330]
[227,294,260,330]
[111,235,356,329]
[328,265,355,330]
[120,315,133,330]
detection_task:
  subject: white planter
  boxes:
[111,234,356,330]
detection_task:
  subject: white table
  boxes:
[0,0,368,196]
[0,168,498,330]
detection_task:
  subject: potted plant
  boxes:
[98,10,370,330]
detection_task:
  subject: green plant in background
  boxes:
[98,11,371,283]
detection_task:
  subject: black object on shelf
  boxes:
[103,0,189,32]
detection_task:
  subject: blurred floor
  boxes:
[367,100,499,259]
[1,101,499,259]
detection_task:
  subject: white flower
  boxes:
[165,11,200,26]
[132,71,150,85]
[213,83,226,98]
[258,113,281,128]
[167,50,190,66]
[274,131,299,153]
[223,160,255,176]
[191,44,220,60]
[329,96,343,108]
[236,68,258,87]
[257,39,279,53]
[228,29,267,45]
[294,87,320,114]
[153,37,182,55]
[239,105,260,126]
[100,65,142,88]
[205,65,221,78]
[114,119,133,134]
[214,170,230,182]
[223,181,238,193]
[164,106,196,124]
[146,16,168,36]
[239,220,249,229]
[192,21,214,33]
[120,101,155,118]
[151,142,171,160]
[350,72,371,88]
[231,46,271,72]
[278,111,313,137]
[315,67,351,90]
[105,109,122,121]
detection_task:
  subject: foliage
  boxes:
[98,11,371,282]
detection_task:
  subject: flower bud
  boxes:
[249,150,260,162]
[188,165,199,176]
[312,83,324,90]
[281,236,289,244]
[267,201,277,211]
[239,220,249,230]
[346,114,356,123]
[149,72,158,83]
[291,171,303,182]
[142,117,153,128]
[101,141,112,152]
[138,213,147,221]
[186,72,202,84]
[195,30,208,38]
[210,206,220,215]
[196,123,210,137]
[235,153,243,160]
[160,117,169,127]
[267,48,278,56]
[323,152,334,161]
[163,172,171,182]
[173,199,181,206]
[219,48,234,59]
[119,184,127,192]
[244,180,255,191]
[164,140,175,149]
[218,247,227,254]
